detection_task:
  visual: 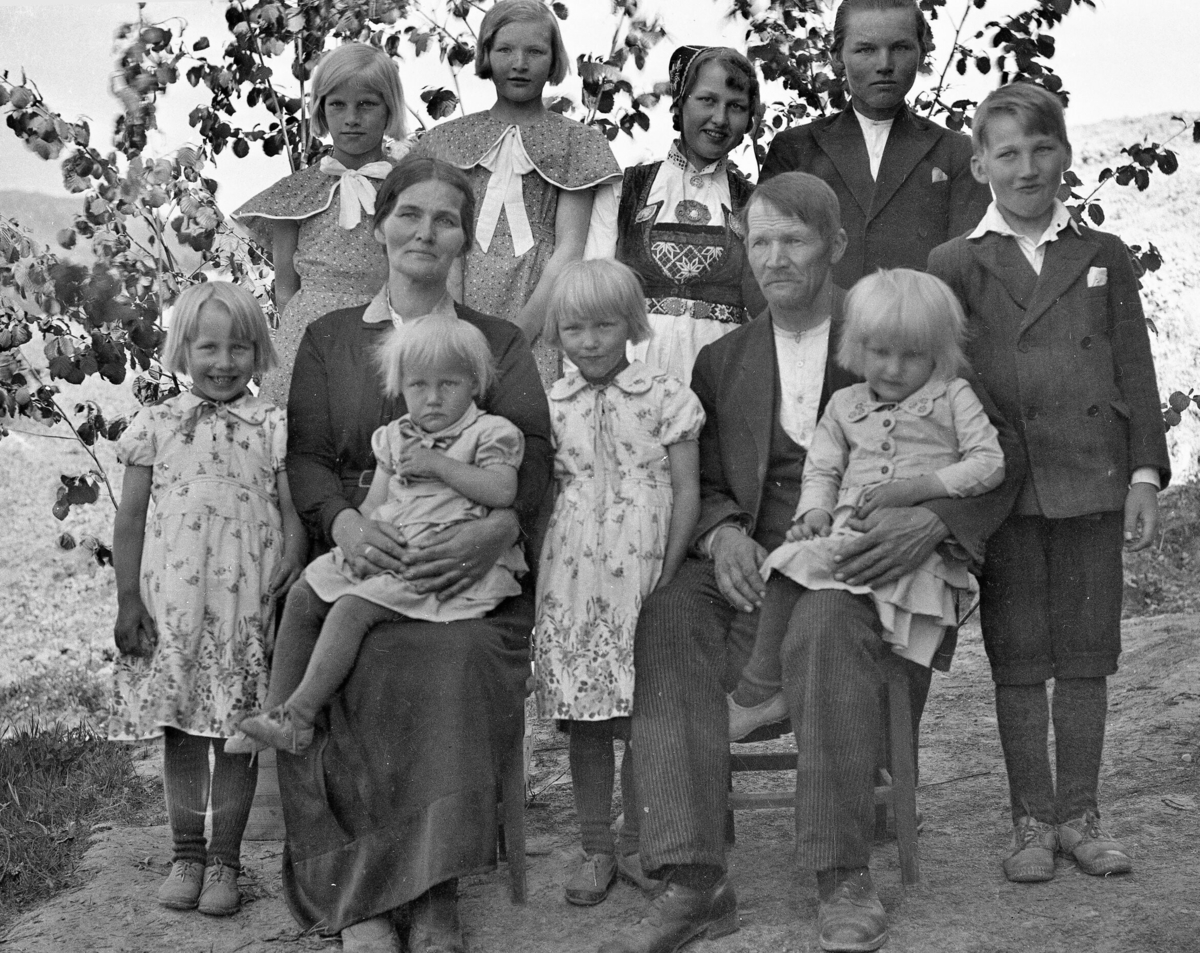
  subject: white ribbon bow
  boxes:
[318,157,392,230]
[475,125,536,256]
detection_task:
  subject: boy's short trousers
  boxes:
[979,511,1123,685]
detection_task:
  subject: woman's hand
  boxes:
[114,597,157,658]
[331,508,409,578]
[400,510,520,600]
[835,507,949,587]
[710,525,767,613]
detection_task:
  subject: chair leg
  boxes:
[885,656,920,886]
[500,725,528,904]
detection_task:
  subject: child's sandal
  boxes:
[239,705,314,754]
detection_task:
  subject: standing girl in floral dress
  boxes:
[585,45,760,385]
[108,282,306,916]
[535,259,705,906]
[414,0,621,385]
[234,42,409,404]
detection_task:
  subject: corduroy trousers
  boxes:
[632,557,905,873]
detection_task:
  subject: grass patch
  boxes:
[0,721,161,934]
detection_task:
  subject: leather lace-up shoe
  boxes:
[597,877,738,953]
[408,880,465,953]
[1003,816,1057,883]
[197,860,240,916]
[817,868,887,952]
[565,852,617,906]
[157,860,204,910]
[1057,811,1133,876]
[341,915,401,953]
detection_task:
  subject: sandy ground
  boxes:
[2,613,1198,953]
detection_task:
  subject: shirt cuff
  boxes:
[700,522,748,560]
[1131,467,1161,489]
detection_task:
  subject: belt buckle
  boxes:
[357,469,375,488]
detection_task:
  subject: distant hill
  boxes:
[0,189,86,258]
[0,189,203,271]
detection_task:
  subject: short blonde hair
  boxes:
[476,0,569,87]
[837,268,967,380]
[972,81,1070,153]
[542,258,652,349]
[376,316,495,400]
[310,42,407,140]
[162,281,278,376]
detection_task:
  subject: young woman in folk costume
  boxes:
[585,45,760,385]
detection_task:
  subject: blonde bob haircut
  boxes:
[377,316,496,401]
[475,0,569,87]
[310,42,408,140]
[972,81,1070,153]
[162,281,278,376]
[837,268,967,381]
[542,258,652,350]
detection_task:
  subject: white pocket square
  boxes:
[1087,266,1108,288]
[931,167,948,184]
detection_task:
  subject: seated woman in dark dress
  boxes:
[272,156,551,953]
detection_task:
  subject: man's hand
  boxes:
[1124,482,1158,551]
[835,507,949,587]
[711,525,768,612]
[857,478,930,517]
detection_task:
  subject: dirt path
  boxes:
[2,613,1198,953]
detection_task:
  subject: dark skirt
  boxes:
[277,591,532,934]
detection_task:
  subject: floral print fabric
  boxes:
[106,393,287,740]
[534,361,704,720]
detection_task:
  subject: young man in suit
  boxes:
[758,0,990,289]
[928,82,1169,885]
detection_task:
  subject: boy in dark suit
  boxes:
[928,82,1170,884]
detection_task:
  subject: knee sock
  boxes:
[733,575,803,707]
[163,728,209,865]
[994,682,1055,824]
[569,719,616,856]
[207,739,259,869]
[1052,676,1107,821]
[617,740,640,856]
[264,579,332,710]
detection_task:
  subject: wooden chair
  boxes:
[496,706,529,904]
[726,652,920,886]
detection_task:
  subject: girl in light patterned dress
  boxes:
[413,0,620,385]
[234,43,409,405]
[108,282,306,916]
[535,260,705,905]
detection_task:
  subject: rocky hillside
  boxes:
[1070,112,1200,480]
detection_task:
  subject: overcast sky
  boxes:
[1,0,1197,209]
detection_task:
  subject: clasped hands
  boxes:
[711,478,949,614]
[332,506,519,602]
